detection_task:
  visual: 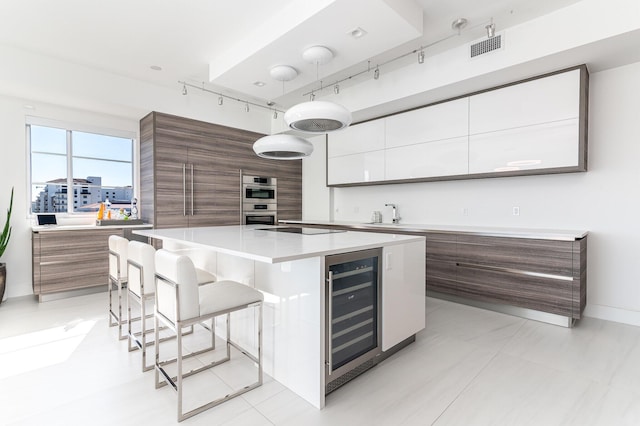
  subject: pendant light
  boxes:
[253,134,314,160]
[251,65,314,160]
[284,46,352,133]
[285,100,351,132]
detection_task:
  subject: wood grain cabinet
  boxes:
[426,232,587,320]
[32,228,128,300]
[140,112,302,228]
[279,221,588,324]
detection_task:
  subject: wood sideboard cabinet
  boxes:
[32,227,144,301]
[426,232,587,322]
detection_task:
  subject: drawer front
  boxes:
[426,260,458,295]
[34,229,123,295]
[426,233,457,261]
[456,264,575,317]
[456,235,574,277]
[38,263,106,294]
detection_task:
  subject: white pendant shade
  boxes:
[284,101,352,133]
[253,134,314,160]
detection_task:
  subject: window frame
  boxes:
[26,116,137,216]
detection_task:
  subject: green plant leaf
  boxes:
[0,187,14,259]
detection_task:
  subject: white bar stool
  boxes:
[127,241,217,371]
[126,241,160,371]
[154,249,263,422]
[108,235,130,340]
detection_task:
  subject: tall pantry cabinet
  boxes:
[140,112,302,229]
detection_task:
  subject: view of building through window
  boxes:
[29,123,134,214]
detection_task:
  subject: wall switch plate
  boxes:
[513,206,520,216]
[462,207,469,216]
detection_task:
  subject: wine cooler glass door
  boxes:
[325,248,382,393]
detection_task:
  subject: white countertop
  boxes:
[279,220,587,241]
[32,223,153,232]
[134,225,425,263]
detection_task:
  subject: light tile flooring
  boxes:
[2,293,640,425]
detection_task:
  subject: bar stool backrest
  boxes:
[155,249,200,323]
[108,235,129,281]
[127,241,156,297]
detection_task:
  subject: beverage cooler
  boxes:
[325,247,382,394]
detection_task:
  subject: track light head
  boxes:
[218,96,223,105]
[182,84,188,95]
[245,103,250,112]
[486,23,496,38]
[374,67,380,80]
[273,110,278,119]
[418,50,425,64]
[334,84,340,94]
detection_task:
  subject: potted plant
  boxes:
[0,187,13,303]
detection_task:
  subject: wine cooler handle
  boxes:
[327,270,333,375]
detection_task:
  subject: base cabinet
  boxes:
[32,228,141,299]
[426,232,587,319]
[279,221,588,323]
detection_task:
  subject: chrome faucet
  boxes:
[385,203,401,224]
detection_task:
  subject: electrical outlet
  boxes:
[513,206,520,216]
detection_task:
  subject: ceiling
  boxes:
[0,0,584,110]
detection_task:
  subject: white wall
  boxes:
[309,62,640,325]
[302,135,331,221]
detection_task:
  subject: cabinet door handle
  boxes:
[190,164,194,216]
[182,163,186,216]
[327,270,333,375]
[456,262,573,281]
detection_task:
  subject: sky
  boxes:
[30,125,133,201]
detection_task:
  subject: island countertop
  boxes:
[134,225,425,264]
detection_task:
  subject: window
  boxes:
[29,122,135,214]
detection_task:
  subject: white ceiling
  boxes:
[0,0,583,109]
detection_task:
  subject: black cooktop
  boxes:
[257,227,346,235]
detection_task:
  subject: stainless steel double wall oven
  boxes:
[242,174,277,225]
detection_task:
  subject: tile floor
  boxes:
[2,293,640,425]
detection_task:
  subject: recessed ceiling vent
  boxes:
[470,34,503,58]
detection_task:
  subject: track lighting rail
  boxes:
[301,17,494,98]
[178,81,285,114]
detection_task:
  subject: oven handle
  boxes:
[327,270,333,375]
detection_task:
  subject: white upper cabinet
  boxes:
[326,66,587,186]
[385,98,469,148]
[385,136,468,180]
[327,119,385,158]
[469,119,579,174]
[327,151,385,185]
[469,69,581,135]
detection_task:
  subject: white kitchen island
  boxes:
[134,225,426,409]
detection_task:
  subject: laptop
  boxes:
[36,214,58,226]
